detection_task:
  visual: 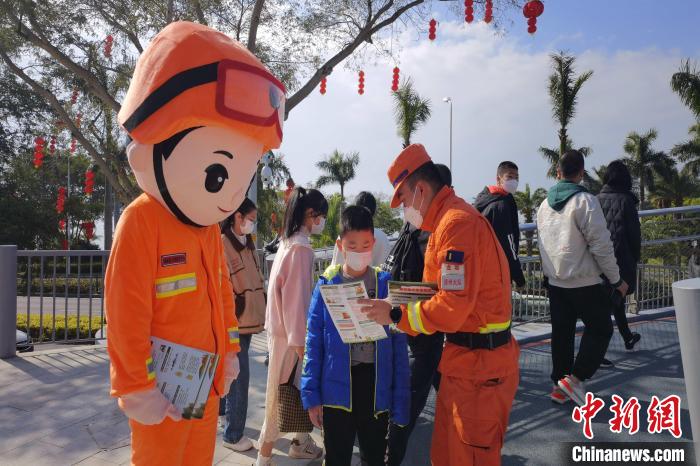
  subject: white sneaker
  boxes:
[223,436,254,452]
[558,375,586,407]
[288,436,323,459]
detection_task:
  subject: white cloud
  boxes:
[279,21,697,203]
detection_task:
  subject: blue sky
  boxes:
[276,1,700,204]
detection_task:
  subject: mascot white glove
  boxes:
[118,387,182,425]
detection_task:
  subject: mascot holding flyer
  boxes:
[105,21,286,465]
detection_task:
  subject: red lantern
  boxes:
[56,186,66,214]
[70,138,77,154]
[523,0,544,34]
[391,67,400,92]
[58,219,66,231]
[62,239,69,250]
[104,34,113,58]
[70,88,78,105]
[358,71,365,95]
[49,135,56,155]
[33,136,45,169]
[485,0,493,23]
[83,221,95,240]
[75,112,82,129]
[464,0,474,23]
[319,76,327,95]
[428,19,437,41]
[84,169,95,196]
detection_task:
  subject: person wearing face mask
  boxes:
[473,161,527,288]
[360,144,519,466]
[218,198,265,452]
[257,187,327,466]
[302,205,410,466]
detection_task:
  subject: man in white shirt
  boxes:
[331,192,391,267]
[537,150,628,406]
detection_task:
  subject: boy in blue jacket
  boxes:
[302,205,410,466]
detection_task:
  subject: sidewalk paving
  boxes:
[0,311,693,466]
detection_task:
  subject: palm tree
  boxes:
[671,59,700,119]
[671,123,700,177]
[392,78,432,148]
[584,164,608,195]
[649,164,700,208]
[623,129,674,208]
[539,138,592,179]
[315,149,360,203]
[514,183,548,256]
[544,51,594,154]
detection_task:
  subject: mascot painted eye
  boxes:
[204,164,229,193]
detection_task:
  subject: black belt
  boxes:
[445,328,511,350]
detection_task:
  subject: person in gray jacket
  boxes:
[537,150,629,406]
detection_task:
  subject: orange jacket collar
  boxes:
[422,186,455,233]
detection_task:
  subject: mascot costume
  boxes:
[105,21,286,465]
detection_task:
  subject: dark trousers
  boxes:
[612,300,633,341]
[218,333,252,443]
[549,284,614,384]
[387,332,444,466]
[323,363,389,466]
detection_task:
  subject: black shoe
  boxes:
[600,358,615,368]
[625,333,641,350]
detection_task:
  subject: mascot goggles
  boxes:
[123,59,286,144]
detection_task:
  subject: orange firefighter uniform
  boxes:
[388,145,520,466]
[107,21,286,466]
[106,193,240,465]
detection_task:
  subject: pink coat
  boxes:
[264,232,315,347]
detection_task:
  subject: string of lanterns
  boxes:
[316,2,544,95]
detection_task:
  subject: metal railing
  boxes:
[3,205,699,349]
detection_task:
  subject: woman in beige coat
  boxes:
[219,198,265,452]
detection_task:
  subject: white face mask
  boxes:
[311,217,326,235]
[403,187,424,229]
[344,250,373,271]
[240,219,255,235]
[503,179,519,194]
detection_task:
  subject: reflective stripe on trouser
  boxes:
[130,393,218,466]
[430,369,519,466]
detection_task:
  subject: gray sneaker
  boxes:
[288,436,323,459]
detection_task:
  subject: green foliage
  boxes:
[315,150,360,202]
[670,59,700,120]
[649,165,700,208]
[514,184,547,256]
[392,78,432,148]
[373,195,403,237]
[671,123,700,177]
[255,152,291,245]
[312,193,342,248]
[641,214,700,266]
[17,314,105,342]
[623,129,674,208]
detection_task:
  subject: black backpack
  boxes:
[382,223,426,282]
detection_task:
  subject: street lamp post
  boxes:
[443,97,453,173]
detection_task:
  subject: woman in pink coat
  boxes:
[256,187,328,466]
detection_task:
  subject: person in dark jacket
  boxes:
[474,161,526,287]
[597,160,642,351]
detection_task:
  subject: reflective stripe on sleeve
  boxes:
[146,357,156,381]
[407,301,433,335]
[227,327,240,344]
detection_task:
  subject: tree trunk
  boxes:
[639,173,646,209]
[247,0,265,53]
[558,127,567,156]
[104,182,113,250]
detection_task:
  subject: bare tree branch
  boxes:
[286,0,424,115]
[166,0,175,24]
[0,45,136,202]
[247,0,265,52]
[94,1,144,53]
[4,6,122,113]
[192,0,208,25]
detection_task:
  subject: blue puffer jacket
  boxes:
[301,265,410,426]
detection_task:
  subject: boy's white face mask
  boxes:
[344,250,373,271]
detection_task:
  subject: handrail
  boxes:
[518,204,700,233]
